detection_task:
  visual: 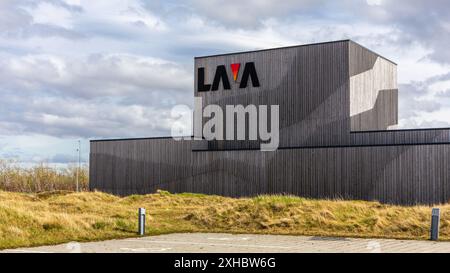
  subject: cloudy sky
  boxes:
[1,0,450,165]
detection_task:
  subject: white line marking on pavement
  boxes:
[207,237,250,241]
[6,249,52,253]
[124,239,296,249]
[120,247,172,252]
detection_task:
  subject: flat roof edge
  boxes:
[91,127,450,142]
[194,39,397,65]
[192,142,450,152]
[194,39,351,59]
[90,136,191,142]
[351,127,450,133]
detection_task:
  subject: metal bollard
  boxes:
[138,208,146,236]
[430,208,440,241]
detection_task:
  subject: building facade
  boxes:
[90,40,450,205]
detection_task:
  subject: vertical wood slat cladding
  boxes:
[195,40,351,149]
[90,138,450,205]
[349,41,398,131]
[89,40,450,205]
[350,129,450,145]
[191,128,450,151]
[194,40,399,149]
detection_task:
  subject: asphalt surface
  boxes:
[2,233,450,253]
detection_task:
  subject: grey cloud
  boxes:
[398,119,450,129]
[0,53,192,101]
[167,0,450,64]
[0,1,33,32]
[343,0,450,64]
[398,82,441,119]
[10,0,84,11]
[39,0,83,12]
[142,0,328,28]
[195,0,329,27]
[436,89,450,98]
[0,51,193,139]
[427,72,450,85]
[397,72,450,128]
[0,0,84,39]
[14,23,85,39]
[50,153,76,164]
[0,91,183,139]
[0,152,86,165]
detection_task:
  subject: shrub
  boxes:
[0,159,88,192]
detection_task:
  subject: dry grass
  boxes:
[0,159,88,192]
[0,190,449,249]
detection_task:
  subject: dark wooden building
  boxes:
[90,40,450,205]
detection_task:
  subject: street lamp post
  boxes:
[76,140,81,192]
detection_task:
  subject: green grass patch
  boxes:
[0,190,448,249]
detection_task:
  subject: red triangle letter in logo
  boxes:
[230,63,240,81]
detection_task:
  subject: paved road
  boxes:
[2,233,450,253]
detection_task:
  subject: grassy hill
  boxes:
[0,190,449,249]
